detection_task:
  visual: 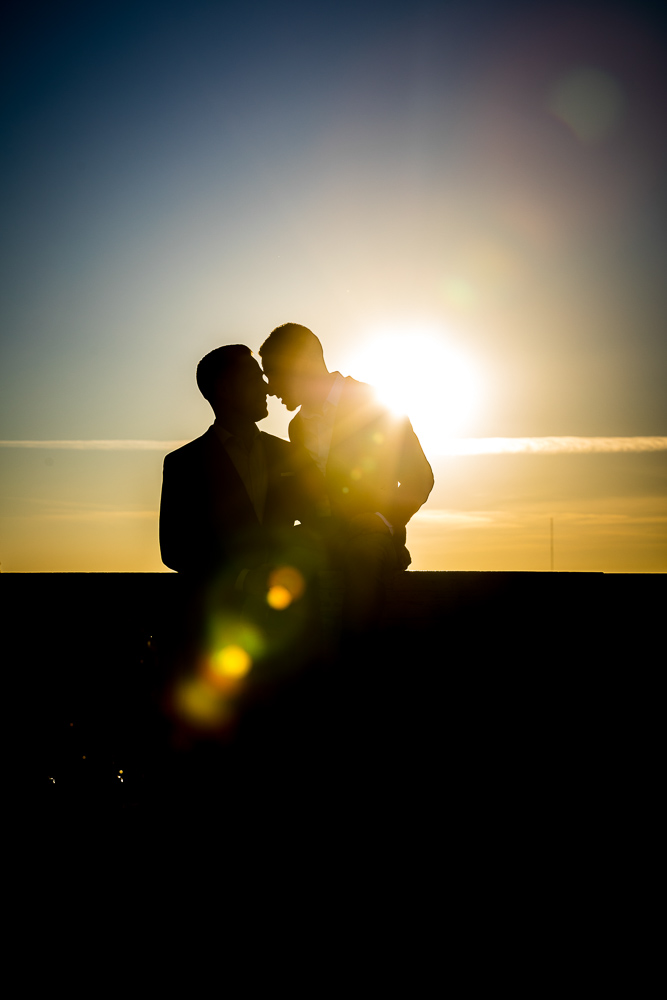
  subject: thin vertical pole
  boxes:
[550,517,554,572]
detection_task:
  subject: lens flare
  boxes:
[267,566,305,609]
[549,67,626,144]
[173,676,232,727]
[267,584,292,609]
[211,644,252,679]
[442,275,476,310]
[207,615,265,660]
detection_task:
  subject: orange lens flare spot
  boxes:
[267,584,293,610]
[211,644,252,679]
[174,677,232,727]
[269,565,305,599]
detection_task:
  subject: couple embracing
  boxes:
[159,322,434,637]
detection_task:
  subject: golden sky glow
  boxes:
[0,439,664,572]
[0,1,665,573]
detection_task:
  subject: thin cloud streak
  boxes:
[1,496,160,521]
[414,508,667,526]
[37,510,159,522]
[1,437,665,453]
[0,440,188,450]
[413,510,497,526]
[435,437,667,455]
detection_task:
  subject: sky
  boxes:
[1,0,665,572]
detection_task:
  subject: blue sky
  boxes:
[2,0,666,439]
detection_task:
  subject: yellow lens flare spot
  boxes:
[207,615,265,661]
[442,275,476,310]
[267,566,306,609]
[210,644,252,680]
[174,676,233,727]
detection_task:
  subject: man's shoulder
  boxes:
[259,430,291,449]
[340,375,375,404]
[164,427,217,466]
[259,431,299,464]
[337,375,388,424]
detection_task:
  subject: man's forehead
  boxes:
[260,355,283,373]
[261,352,299,373]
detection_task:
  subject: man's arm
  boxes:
[159,453,188,572]
[334,417,433,541]
[389,417,434,529]
[159,451,212,574]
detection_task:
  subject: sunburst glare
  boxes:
[344,329,481,455]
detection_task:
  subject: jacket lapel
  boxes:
[205,427,261,528]
[260,432,289,528]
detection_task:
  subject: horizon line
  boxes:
[0,436,666,454]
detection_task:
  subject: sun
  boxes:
[343,328,480,455]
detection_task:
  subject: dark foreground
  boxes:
[6,571,663,830]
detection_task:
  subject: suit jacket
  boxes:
[159,426,321,578]
[288,376,434,563]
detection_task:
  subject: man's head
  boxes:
[196,345,268,422]
[259,323,328,410]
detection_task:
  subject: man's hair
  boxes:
[259,323,324,367]
[196,344,252,401]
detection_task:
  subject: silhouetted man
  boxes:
[259,323,434,627]
[160,344,321,591]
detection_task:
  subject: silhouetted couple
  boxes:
[159,323,433,650]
